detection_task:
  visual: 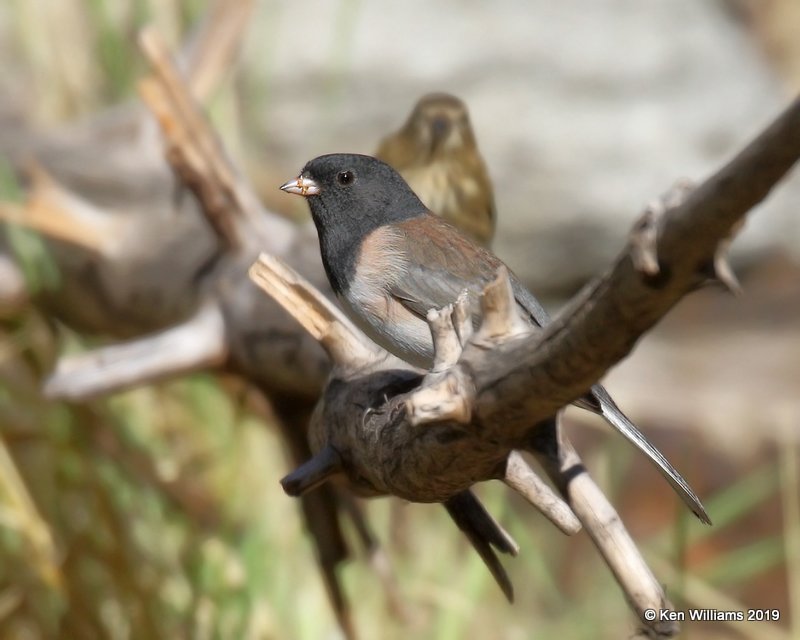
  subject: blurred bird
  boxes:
[376,93,496,246]
[280,153,710,527]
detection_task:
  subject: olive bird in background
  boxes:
[376,93,496,246]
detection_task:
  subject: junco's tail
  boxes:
[579,385,711,525]
[444,489,519,602]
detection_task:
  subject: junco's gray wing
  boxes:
[388,216,502,320]
[389,216,550,326]
[390,215,710,524]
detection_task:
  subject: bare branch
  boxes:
[529,421,677,638]
[427,305,462,372]
[138,26,293,255]
[452,289,473,346]
[405,367,474,426]
[280,445,344,496]
[248,253,395,373]
[138,30,241,250]
[471,95,800,431]
[475,265,530,342]
[406,302,474,425]
[247,94,800,636]
[24,12,800,632]
[502,451,580,535]
[132,32,364,637]
[43,303,227,400]
[0,163,128,257]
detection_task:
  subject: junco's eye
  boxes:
[336,170,355,186]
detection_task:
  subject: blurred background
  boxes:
[0,0,799,638]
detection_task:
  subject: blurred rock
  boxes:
[248,0,800,294]
[2,2,798,307]
[600,252,800,452]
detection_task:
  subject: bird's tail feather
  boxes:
[581,385,711,525]
[444,490,518,602]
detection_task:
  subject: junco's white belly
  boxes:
[338,284,433,369]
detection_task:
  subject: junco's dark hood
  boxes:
[282,153,428,234]
[281,153,428,293]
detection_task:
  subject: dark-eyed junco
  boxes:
[280,153,709,524]
[376,93,496,246]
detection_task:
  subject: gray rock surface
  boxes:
[248,0,799,293]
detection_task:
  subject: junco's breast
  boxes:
[338,226,434,367]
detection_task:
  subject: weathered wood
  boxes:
[4,8,799,634]
[43,302,227,399]
[267,113,800,497]
[244,95,800,637]
[503,451,580,536]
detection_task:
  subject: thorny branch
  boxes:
[247,96,800,637]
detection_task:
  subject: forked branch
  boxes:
[247,95,800,638]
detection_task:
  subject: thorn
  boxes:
[711,222,744,295]
[695,223,743,296]
[630,204,661,276]
[712,247,742,295]
[630,178,695,277]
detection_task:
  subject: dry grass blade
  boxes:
[183,0,256,101]
[779,424,800,639]
[0,437,62,590]
[651,557,791,640]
